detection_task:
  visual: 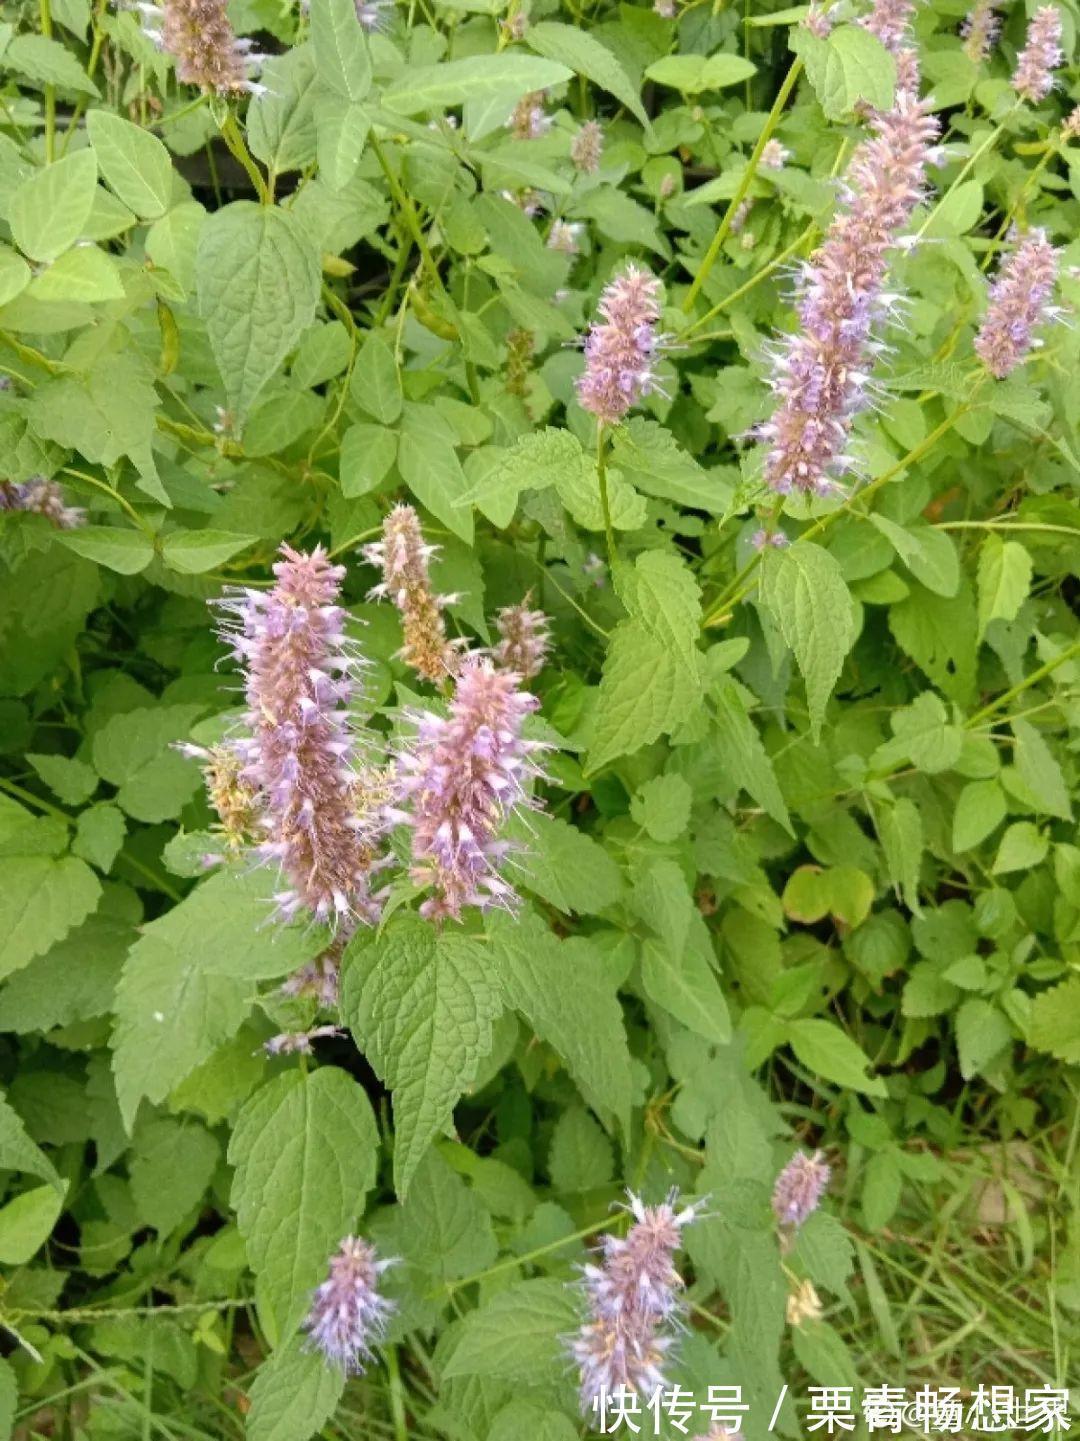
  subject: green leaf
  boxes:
[246,1336,346,1441]
[609,419,727,512]
[711,680,792,834]
[815,26,895,118]
[868,516,959,598]
[0,1183,65,1264]
[787,1018,886,1097]
[783,865,874,929]
[9,149,98,261]
[111,870,325,1126]
[162,529,256,575]
[229,1069,379,1340]
[489,911,632,1133]
[952,779,1006,851]
[57,525,154,575]
[1012,719,1071,820]
[315,95,371,190]
[956,998,1012,1079]
[873,691,962,774]
[342,918,502,1196]
[0,855,101,982]
[442,1279,580,1383]
[397,402,473,544]
[1028,976,1080,1064]
[340,422,396,497]
[630,773,693,843]
[349,330,401,424]
[381,54,573,118]
[992,821,1047,875]
[196,202,321,418]
[26,752,97,806]
[87,109,173,219]
[73,802,126,871]
[507,810,623,916]
[526,22,648,127]
[4,33,99,95]
[130,1116,219,1234]
[547,1107,614,1192]
[489,1404,578,1441]
[644,53,757,92]
[27,244,125,303]
[977,534,1031,640]
[0,1091,62,1189]
[0,246,30,306]
[309,0,372,101]
[760,543,855,740]
[0,914,129,1034]
[397,1147,498,1282]
[889,578,977,705]
[641,936,730,1044]
[879,797,922,913]
[92,703,205,821]
[0,1357,15,1441]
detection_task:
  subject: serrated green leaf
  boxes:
[442,1279,579,1382]
[57,525,154,575]
[787,1017,886,1096]
[1028,976,1080,1063]
[527,21,648,127]
[130,1116,219,1234]
[92,704,205,821]
[309,0,372,101]
[547,1107,614,1192]
[9,149,98,262]
[0,854,101,982]
[0,1091,62,1190]
[26,752,97,805]
[507,810,623,915]
[162,529,256,575]
[977,534,1031,640]
[87,109,173,219]
[760,543,855,740]
[342,918,502,1195]
[712,680,792,834]
[229,1069,379,1340]
[381,55,573,118]
[630,773,693,842]
[0,1183,65,1264]
[4,33,99,95]
[952,779,1006,851]
[246,1335,346,1441]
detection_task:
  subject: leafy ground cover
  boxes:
[0,0,1078,1435]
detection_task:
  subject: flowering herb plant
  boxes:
[0,0,1078,1434]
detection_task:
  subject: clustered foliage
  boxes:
[0,0,1078,1434]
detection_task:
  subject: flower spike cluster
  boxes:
[363,505,462,683]
[493,599,551,680]
[215,545,381,926]
[758,88,939,495]
[573,1191,700,1413]
[571,119,604,173]
[772,1150,831,1227]
[974,228,1060,378]
[577,266,665,426]
[859,0,916,57]
[961,0,999,63]
[1012,6,1063,103]
[0,478,85,529]
[139,0,265,94]
[304,1236,395,1372]
[396,657,544,922]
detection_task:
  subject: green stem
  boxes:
[965,640,1080,729]
[681,56,803,314]
[385,1347,409,1441]
[60,466,154,536]
[596,425,615,568]
[915,104,1020,242]
[219,110,271,203]
[40,0,55,162]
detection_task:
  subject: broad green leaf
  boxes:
[229,1068,379,1340]
[868,516,959,598]
[26,752,97,806]
[889,579,977,705]
[952,779,1006,851]
[340,422,396,497]
[878,797,922,913]
[0,1183,65,1264]
[977,534,1031,639]
[111,870,325,1126]
[506,810,623,916]
[992,821,1047,875]
[489,1405,578,1441]
[873,691,962,773]
[645,52,757,92]
[349,329,401,424]
[956,998,1012,1080]
[27,244,125,303]
[162,529,257,575]
[315,94,370,189]
[547,1107,614,1192]
[87,109,173,219]
[814,25,895,118]
[4,33,99,95]
[442,1279,580,1383]
[9,149,98,262]
[783,865,874,929]
[1028,976,1080,1063]
[760,543,855,740]
[246,1336,346,1441]
[711,680,792,834]
[641,937,730,1044]
[1012,718,1071,820]
[342,918,502,1195]
[309,0,372,102]
[526,21,648,127]
[130,1116,219,1234]
[57,525,154,575]
[0,1092,62,1189]
[0,246,30,306]
[73,803,126,871]
[0,914,129,1034]
[397,403,473,543]
[0,855,101,981]
[92,703,205,820]
[489,911,632,1133]
[381,55,573,118]
[397,1147,498,1282]
[196,202,320,417]
[630,773,693,843]
[787,1018,886,1097]
[0,1357,14,1441]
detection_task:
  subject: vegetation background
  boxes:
[0,0,1077,1433]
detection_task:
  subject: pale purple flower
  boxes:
[803,2,835,36]
[571,120,604,174]
[281,947,342,1007]
[573,1192,700,1413]
[355,0,391,28]
[0,478,84,529]
[760,139,790,171]
[859,0,916,55]
[363,505,463,684]
[772,1150,831,1227]
[974,227,1060,377]
[215,545,381,926]
[752,527,789,551]
[264,1025,343,1056]
[758,90,939,495]
[961,0,999,63]
[548,220,583,254]
[577,266,665,426]
[510,90,551,140]
[395,656,544,922]
[493,599,551,680]
[1012,6,1063,103]
[304,1236,395,1372]
[140,0,265,94]
[654,0,676,16]
[730,199,753,235]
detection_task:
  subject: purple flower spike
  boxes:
[0,478,84,529]
[363,504,462,684]
[859,0,915,56]
[573,1191,700,1413]
[571,119,604,173]
[397,656,545,922]
[304,1235,395,1372]
[962,0,1000,63]
[772,1149,831,1228]
[1012,6,1063,103]
[758,90,939,496]
[974,228,1060,378]
[576,265,665,426]
[215,544,381,927]
[493,599,551,680]
[140,0,265,95]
